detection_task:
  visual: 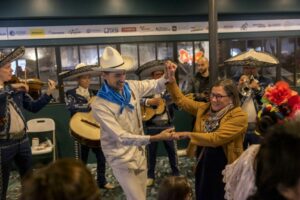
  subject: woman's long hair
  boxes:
[248,121,300,200]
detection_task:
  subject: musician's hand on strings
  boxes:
[164,60,177,83]
[147,97,160,106]
[46,79,56,95]
[250,79,260,90]
[11,83,29,92]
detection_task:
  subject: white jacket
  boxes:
[91,77,167,170]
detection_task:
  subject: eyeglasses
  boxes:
[209,93,228,100]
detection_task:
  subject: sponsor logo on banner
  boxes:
[222,25,234,29]
[86,28,102,33]
[283,21,296,26]
[241,22,248,30]
[68,28,81,34]
[156,26,170,31]
[121,27,137,32]
[268,23,281,27]
[9,30,27,36]
[0,29,7,40]
[252,23,266,28]
[48,30,65,35]
[104,27,119,33]
[190,26,203,32]
[139,26,154,32]
[30,28,45,37]
[0,31,7,36]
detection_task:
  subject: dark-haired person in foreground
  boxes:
[223,81,300,200]
[20,158,101,200]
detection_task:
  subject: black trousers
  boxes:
[146,127,179,179]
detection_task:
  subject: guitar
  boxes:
[141,98,166,121]
[69,97,101,148]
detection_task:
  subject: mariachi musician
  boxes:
[62,63,114,189]
[0,46,56,200]
[137,60,180,187]
[237,74,264,149]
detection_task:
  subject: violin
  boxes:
[6,75,60,99]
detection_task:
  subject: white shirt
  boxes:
[9,103,25,134]
[76,86,90,100]
[92,77,167,170]
[241,97,257,123]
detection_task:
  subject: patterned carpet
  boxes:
[7,155,196,200]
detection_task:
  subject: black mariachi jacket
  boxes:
[65,88,97,117]
[0,85,52,137]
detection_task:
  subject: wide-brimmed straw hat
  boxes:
[0,46,25,68]
[224,49,279,67]
[99,46,134,72]
[59,63,100,80]
[136,60,166,79]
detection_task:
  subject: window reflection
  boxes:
[19,48,37,79]
[80,45,98,65]
[262,38,277,82]
[60,46,79,70]
[281,37,295,85]
[37,47,59,102]
[157,42,173,60]
[120,44,138,80]
[139,43,155,66]
[247,40,262,51]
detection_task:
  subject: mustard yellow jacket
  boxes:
[167,82,248,164]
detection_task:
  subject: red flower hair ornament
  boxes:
[261,81,300,120]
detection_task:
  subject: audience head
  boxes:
[249,121,300,200]
[209,79,240,111]
[20,158,101,200]
[157,176,192,200]
[195,56,209,76]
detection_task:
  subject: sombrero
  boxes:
[98,46,135,72]
[224,49,279,67]
[136,60,166,79]
[0,46,25,68]
[59,63,100,80]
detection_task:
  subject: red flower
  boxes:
[264,81,293,105]
[288,95,300,118]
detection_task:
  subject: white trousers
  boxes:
[112,166,147,200]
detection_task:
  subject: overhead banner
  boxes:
[2,19,300,40]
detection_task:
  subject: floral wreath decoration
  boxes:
[256,81,300,135]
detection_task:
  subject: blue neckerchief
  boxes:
[97,81,134,113]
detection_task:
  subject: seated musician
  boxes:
[137,60,180,187]
[63,63,114,189]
